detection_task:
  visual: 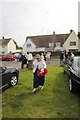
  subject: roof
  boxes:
[26,33,70,48]
[0,38,12,46]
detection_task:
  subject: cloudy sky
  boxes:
[0,0,79,47]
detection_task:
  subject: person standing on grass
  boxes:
[60,51,64,65]
[27,52,33,69]
[21,53,27,68]
[46,52,51,64]
[32,54,47,93]
[41,53,44,60]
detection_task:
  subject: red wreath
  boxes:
[37,68,48,77]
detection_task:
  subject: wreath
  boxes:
[37,68,48,77]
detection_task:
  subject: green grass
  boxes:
[2,65,79,118]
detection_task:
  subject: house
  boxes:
[0,37,16,54]
[22,30,80,53]
[63,30,80,52]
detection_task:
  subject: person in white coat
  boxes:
[27,52,33,69]
[32,54,47,93]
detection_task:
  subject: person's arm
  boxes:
[43,60,46,68]
[32,60,37,73]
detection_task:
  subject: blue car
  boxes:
[13,52,22,61]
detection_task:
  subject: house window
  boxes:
[55,42,61,47]
[49,43,54,47]
[70,42,76,46]
[26,44,31,47]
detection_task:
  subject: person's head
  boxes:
[41,53,43,55]
[36,54,41,61]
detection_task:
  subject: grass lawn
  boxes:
[2,65,79,119]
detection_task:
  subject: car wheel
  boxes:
[11,74,18,86]
[69,78,76,93]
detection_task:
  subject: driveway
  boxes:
[0,61,21,69]
[0,59,60,68]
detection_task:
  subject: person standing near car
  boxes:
[46,52,51,64]
[60,51,64,65]
[21,53,27,68]
[27,52,33,69]
[32,54,47,93]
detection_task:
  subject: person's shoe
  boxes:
[32,89,36,93]
[40,86,44,90]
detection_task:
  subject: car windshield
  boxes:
[14,53,21,57]
[14,53,19,57]
[72,57,80,71]
[0,66,5,73]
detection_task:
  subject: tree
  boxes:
[13,40,22,49]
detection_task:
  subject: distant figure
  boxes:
[21,54,27,68]
[43,52,47,62]
[64,51,68,64]
[27,52,33,61]
[46,52,51,64]
[41,53,44,60]
[25,53,28,68]
[60,52,64,65]
[27,52,33,69]
[68,52,74,62]
[71,52,74,59]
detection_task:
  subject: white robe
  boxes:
[33,59,46,73]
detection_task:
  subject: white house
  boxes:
[0,37,16,54]
[63,30,80,52]
[22,38,36,53]
[22,30,80,53]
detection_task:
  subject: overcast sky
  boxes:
[0,0,79,47]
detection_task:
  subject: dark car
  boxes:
[2,53,16,61]
[63,56,80,93]
[13,52,22,61]
[0,66,19,92]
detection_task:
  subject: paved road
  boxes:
[0,61,21,68]
[50,60,60,65]
[0,60,60,68]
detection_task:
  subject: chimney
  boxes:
[53,31,55,35]
[2,36,4,39]
[70,29,73,33]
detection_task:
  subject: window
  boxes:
[26,44,31,47]
[49,43,54,47]
[55,42,61,47]
[70,42,76,46]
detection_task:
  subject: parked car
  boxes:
[0,66,19,91]
[63,56,80,93]
[2,53,16,61]
[13,52,22,61]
